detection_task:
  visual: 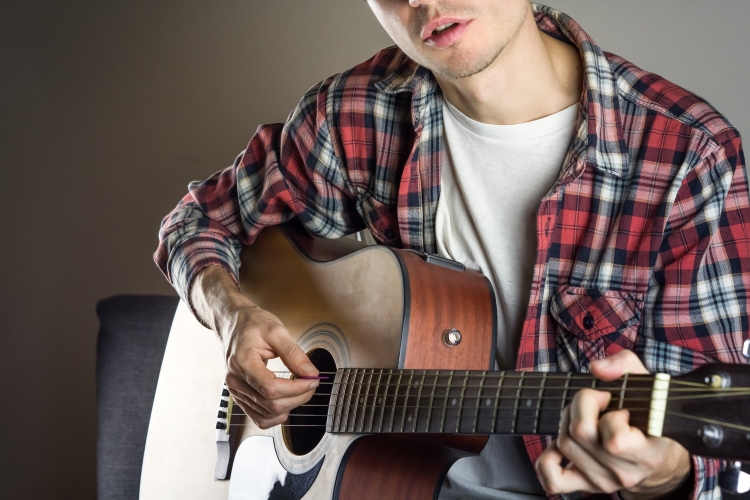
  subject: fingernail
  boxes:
[301,363,316,374]
[309,380,320,390]
[595,358,611,367]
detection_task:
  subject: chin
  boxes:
[421,49,493,80]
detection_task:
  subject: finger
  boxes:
[568,388,611,455]
[228,373,318,416]
[536,440,599,495]
[234,399,289,430]
[598,409,648,464]
[264,326,319,378]
[590,350,649,381]
[227,370,319,409]
[237,353,321,400]
[559,392,623,492]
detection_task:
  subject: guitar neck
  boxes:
[326,368,658,436]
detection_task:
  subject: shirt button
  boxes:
[384,228,395,240]
[583,314,595,330]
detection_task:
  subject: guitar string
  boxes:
[222,391,750,414]
[270,371,744,390]
[272,383,750,394]
[227,410,750,431]
[663,411,750,433]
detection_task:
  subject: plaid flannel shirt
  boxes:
[155,4,750,498]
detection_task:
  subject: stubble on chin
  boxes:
[406,3,529,81]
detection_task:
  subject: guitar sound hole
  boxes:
[283,348,336,456]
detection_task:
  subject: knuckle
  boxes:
[266,400,283,415]
[268,324,288,340]
[259,383,277,400]
[603,433,626,455]
[614,471,640,491]
[257,420,272,430]
[570,420,592,442]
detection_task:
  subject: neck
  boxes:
[434,11,583,125]
[327,369,657,436]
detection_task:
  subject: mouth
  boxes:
[420,17,471,49]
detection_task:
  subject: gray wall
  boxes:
[0,1,747,498]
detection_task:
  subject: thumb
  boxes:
[590,349,648,381]
[267,329,319,377]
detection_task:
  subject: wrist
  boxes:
[620,453,693,500]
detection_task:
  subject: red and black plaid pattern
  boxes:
[155,4,749,498]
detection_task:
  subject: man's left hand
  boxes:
[535,350,692,499]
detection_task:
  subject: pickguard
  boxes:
[228,436,323,500]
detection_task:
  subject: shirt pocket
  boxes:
[550,285,645,369]
[355,188,401,246]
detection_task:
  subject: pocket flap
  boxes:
[550,286,644,341]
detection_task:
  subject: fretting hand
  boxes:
[535,350,692,499]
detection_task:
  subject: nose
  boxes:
[408,0,436,6]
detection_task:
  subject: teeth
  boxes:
[433,22,456,34]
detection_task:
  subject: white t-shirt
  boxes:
[436,96,579,499]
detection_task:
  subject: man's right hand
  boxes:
[190,265,320,429]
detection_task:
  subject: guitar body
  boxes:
[141,221,497,500]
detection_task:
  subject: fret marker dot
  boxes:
[526,399,532,407]
[414,383,419,388]
[407,415,412,422]
[359,397,365,404]
[377,397,382,404]
[485,398,491,406]
[451,398,457,406]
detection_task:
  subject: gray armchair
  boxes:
[96,295,178,500]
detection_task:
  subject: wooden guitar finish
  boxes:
[237,221,496,500]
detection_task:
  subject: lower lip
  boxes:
[424,22,471,49]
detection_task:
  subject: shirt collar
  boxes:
[374,3,629,177]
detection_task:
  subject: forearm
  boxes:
[189,264,252,335]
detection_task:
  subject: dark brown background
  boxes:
[1,1,748,498]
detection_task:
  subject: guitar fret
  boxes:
[561,372,572,415]
[619,373,628,410]
[357,369,373,433]
[328,371,341,432]
[473,372,487,433]
[343,368,357,432]
[533,372,548,434]
[512,372,525,434]
[378,370,393,433]
[400,371,414,432]
[426,370,439,433]
[389,370,403,433]
[440,371,454,433]
[347,369,360,432]
[456,371,469,433]
[333,369,348,432]
[491,372,504,433]
[413,370,427,433]
[369,369,383,433]
[353,369,363,432]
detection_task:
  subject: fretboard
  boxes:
[326,368,654,435]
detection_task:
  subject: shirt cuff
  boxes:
[691,455,721,500]
[166,235,241,328]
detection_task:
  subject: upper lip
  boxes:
[420,17,468,40]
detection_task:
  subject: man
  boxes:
[155,1,750,498]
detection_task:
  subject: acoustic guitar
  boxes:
[140,220,750,500]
